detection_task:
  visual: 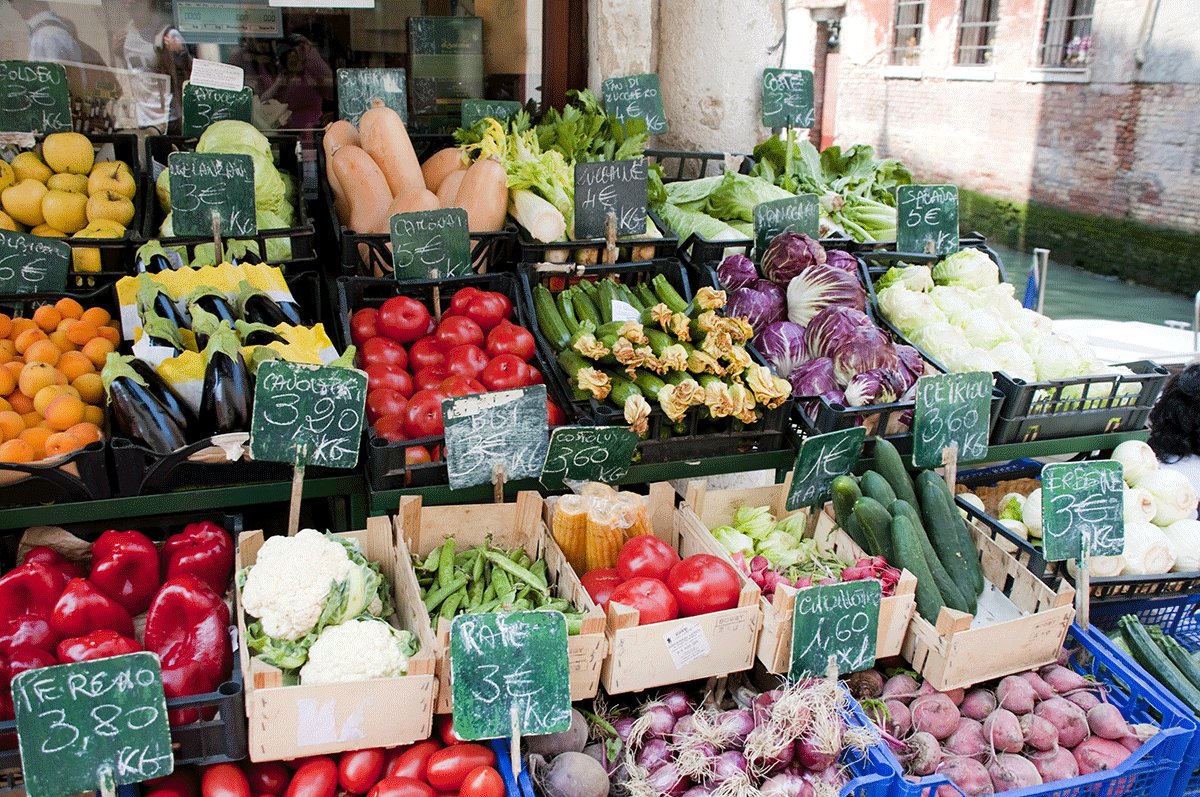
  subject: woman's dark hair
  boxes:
[1148,364,1200,460]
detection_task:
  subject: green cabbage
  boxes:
[656,203,742,244]
[876,265,934,293]
[196,120,286,216]
[712,526,755,559]
[732,505,776,541]
[705,171,794,223]
[878,285,944,334]
[931,248,1000,290]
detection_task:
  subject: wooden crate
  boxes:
[393,492,608,712]
[550,483,763,694]
[235,519,438,761]
[681,476,918,674]
[901,518,1076,691]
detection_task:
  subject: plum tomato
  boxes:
[414,364,452,392]
[434,316,484,350]
[666,555,741,617]
[402,389,446,439]
[373,415,407,443]
[580,568,623,609]
[479,353,529,391]
[359,336,408,371]
[366,363,414,398]
[366,389,408,424]
[616,535,681,582]
[608,577,678,625]
[444,344,489,379]
[439,375,486,397]
[484,320,536,361]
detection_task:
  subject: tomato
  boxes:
[667,554,742,616]
[350,308,379,346]
[408,337,445,370]
[546,398,566,427]
[360,336,409,370]
[462,292,512,332]
[439,375,486,397]
[431,714,464,746]
[580,568,623,608]
[609,577,678,625]
[459,767,504,797]
[402,389,446,438]
[414,364,453,392]
[435,316,484,350]
[374,414,408,443]
[283,759,337,797]
[426,745,497,792]
[449,286,482,316]
[444,344,489,379]
[479,354,529,391]
[201,764,251,797]
[378,297,432,344]
[338,748,386,795]
[523,365,544,385]
[144,771,197,797]
[405,445,432,465]
[367,363,415,398]
[367,389,408,424]
[485,320,536,361]
[617,536,681,582]
[366,778,433,797]
[245,764,289,797]
[386,740,442,781]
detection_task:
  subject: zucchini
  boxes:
[1119,616,1200,715]
[918,472,984,597]
[634,282,658,308]
[556,288,580,336]
[617,282,644,311]
[852,497,894,562]
[652,274,689,314]
[632,369,667,401]
[533,285,571,350]
[1150,627,1200,693]
[891,515,945,623]
[861,470,898,507]
[873,437,918,506]
[891,500,972,614]
[571,289,603,328]
[597,279,616,324]
[606,372,643,406]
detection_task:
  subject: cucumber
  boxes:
[1120,616,1200,715]
[891,514,945,624]
[852,496,894,562]
[917,472,984,597]
[861,470,898,507]
[873,436,918,506]
[556,288,580,336]
[891,500,972,614]
[831,475,862,530]
[842,515,871,554]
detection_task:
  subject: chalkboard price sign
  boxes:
[0,230,70,294]
[897,185,959,256]
[753,194,820,257]
[182,84,253,138]
[1041,461,1125,563]
[250,360,368,469]
[573,158,648,240]
[0,61,70,133]
[461,99,522,128]
[786,427,866,511]
[337,68,408,125]
[790,579,881,679]
[12,652,173,797]
[602,74,668,135]
[389,208,471,281]
[912,372,992,468]
[168,152,257,238]
[761,68,815,128]
[541,425,640,489]
[443,385,550,490]
[449,611,572,741]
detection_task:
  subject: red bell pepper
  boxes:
[160,521,234,595]
[51,578,135,639]
[144,575,232,724]
[23,546,83,582]
[0,644,57,721]
[0,616,55,652]
[56,629,142,664]
[90,529,161,615]
[0,562,69,623]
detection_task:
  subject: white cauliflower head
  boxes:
[299,618,416,684]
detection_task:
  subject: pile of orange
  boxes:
[0,296,116,463]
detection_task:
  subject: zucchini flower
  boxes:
[667,312,692,342]
[722,345,753,375]
[648,303,674,329]
[612,337,656,374]
[745,364,791,410]
[616,321,649,345]
[694,286,728,311]
[722,316,755,343]
[690,310,724,337]
[728,382,760,424]
[623,394,651,436]
[674,378,706,409]
[657,383,692,422]
[576,367,611,400]
[700,329,734,359]
[686,346,723,376]
[655,344,689,373]
[572,333,609,360]
[704,380,736,419]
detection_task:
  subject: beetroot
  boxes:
[883,673,921,704]
[988,753,1043,791]
[1040,664,1090,694]
[960,689,997,721]
[996,675,1037,714]
[1019,670,1056,701]
[845,669,885,700]
[944,718,987,761]
[936,756,994,796]
[1020,713,1059,752]
[944,687,966,706]
[1074,737,1132,774]
[885,699,912,737]
[1087,703,1132,740]
[982,708,1024,754]
[1035,697,1090,748]
[1030,747,1080,782]
[911,693,961,741]
[1066,690,1102,711]
[903,731,942,776]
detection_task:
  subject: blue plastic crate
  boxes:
[874,623,1196,797]
[1089,594,1200,649]
[842,686,900,797]
[491,738,536,797]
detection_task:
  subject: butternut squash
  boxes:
[358,99,422,197]
[436,170,467,208]
[331,144,391,234]
[385,188,440,219]
[421,147,468,194]
[323,120,360,223]
[450,156,508,232]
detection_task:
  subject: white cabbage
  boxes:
[879,285,944,335]
[932,248,1001,289]
[990,342,1037,381]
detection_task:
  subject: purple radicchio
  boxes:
[895,344,925,389]
[824,249,860,273]
[761,232,826,285]
[844,368,908,407]
[803,305,875,360]
[716,254,758,291]
[831,326,899,386]
[753,321,807,378]
[786,263,866,327]
[727,280,786,332]
[787,357,838,398]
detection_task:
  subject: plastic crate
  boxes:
[847,231,991,256]
[515,208,678,265]
[1088,594,1200,647]
[645,147,753,182]
[518,258,793,464]
[334,273,570,490]
[142,134,316,270]
[490,738,535,797]
[877,623,1197,797]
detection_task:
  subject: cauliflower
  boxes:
[299,618,417,684]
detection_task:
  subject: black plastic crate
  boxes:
[518,258,793,464]
[679,231,858,291]
[335,273,570,491]
[845,230,991,256]
[645,148,752,182]
[516,208,678,265]
[142,134,316,270]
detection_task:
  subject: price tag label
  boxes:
[761,68,814,128]
[443,385,550,490]
[461,99,521,128]
[573,158,648,240]
[912,372,992,469]
[188,59,244,91]
[786,427,866,511]
[168,152,257,238]
[389,208,471,281]
[540,426,639,489]
[449,611,571,740]
[602,74,667,135]
[0,230,69,294]
[337,68,407,125]
[13,652,173,797]
[182,84,252,137]
[790,580,880,679]
[897,185,959,256]
[753,194,820,258]
[250,360,368,469]
[1041,461,1124,562]
[0,61,70,133]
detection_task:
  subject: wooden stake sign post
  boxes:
[540,425,639,489]
[168,152,257,264]
[0,60,70,133]
[790,580,881,680]
[602,74,668,135]
[753,194,820,260]
[12,652,173,797]
[0,230,70,294]
[389,208,471,281]
[897,185,959,256]
[1041,461,1124,629]
[442,386,550,496]
[786,427,866,512]
[913,372,993,493]
[573,158,648,240]
[249,360,368,535]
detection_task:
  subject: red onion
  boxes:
[636,738,671,772]
[672,713,697,743]
[752,690,783,725]
[711,751,748,782]
[643,704,678,739]
[794,736,838,770]
[716,709,754,746]
[647,762,690,796]
[681,787,715,797]
[815,764,848,790]
[761,736,795,774]
[660,688,694,718]
[582,741,621,775]
[761,773,816,797]
[613,716,637,744]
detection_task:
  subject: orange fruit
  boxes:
[48,329,77,352]
[18,361,62,397]
[43,394,85,431]
[96,325,121,345]
[0,314,11,340]
[0,410,23,440]
[7,391,33,415]
[23,339,61,366]
[72,372,103,405]
[14,327,47,354]
[0,367,13,396]
[10,317,35,338]
[82,337,114,368]
[66,321,97,346]
[0,340,14,364]
[18,426,53,458]
[57,350,93,381]
[20,410,43,429]
[32,305,61,333]
[65,421,102,445]
[79,307,111,327]
[34,384,69,415]
[0,438,35,463]
[0,397,10,413]
[83,404,104,426]
[44,431,84,457]
[54,297,83,320]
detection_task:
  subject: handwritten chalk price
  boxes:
[753,194,819,258]
[389,208,471,281]
[573,158,648,239]
[0,60,70,133]
[602,74,667,135]
[897,185,959,256]
[337,68,407,125]
[761,68,815,128]
[541,426,639,488]
[443,386,549,490]
[912,372,992,468]
[1041,461,1124,563]
[786,427,866,511]
[168,152,257,238]
[790,580,880,679]
[249,360,368,469]
[0,230,70,294]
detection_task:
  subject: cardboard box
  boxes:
[392,491,608,712]
[681,476,918,674]
[552,483,763,694]
[236,519,438,761]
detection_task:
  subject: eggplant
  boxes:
[235,319,286,347]
[187,287,237,328]
[197,324,253,435]
[137,253,174,273]
[236,280,304,327]
[102,354,188,454]
[128,358,199,442]
[136,275,190,331]
[140,315,184,356]
[190,304,222,352]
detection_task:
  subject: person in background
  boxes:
[1148,364,1200,498]
[228,37,276,96]
[111,0,171,131]
[261,33,332,146]
[7,0,83,63]
[156,25,191,133]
